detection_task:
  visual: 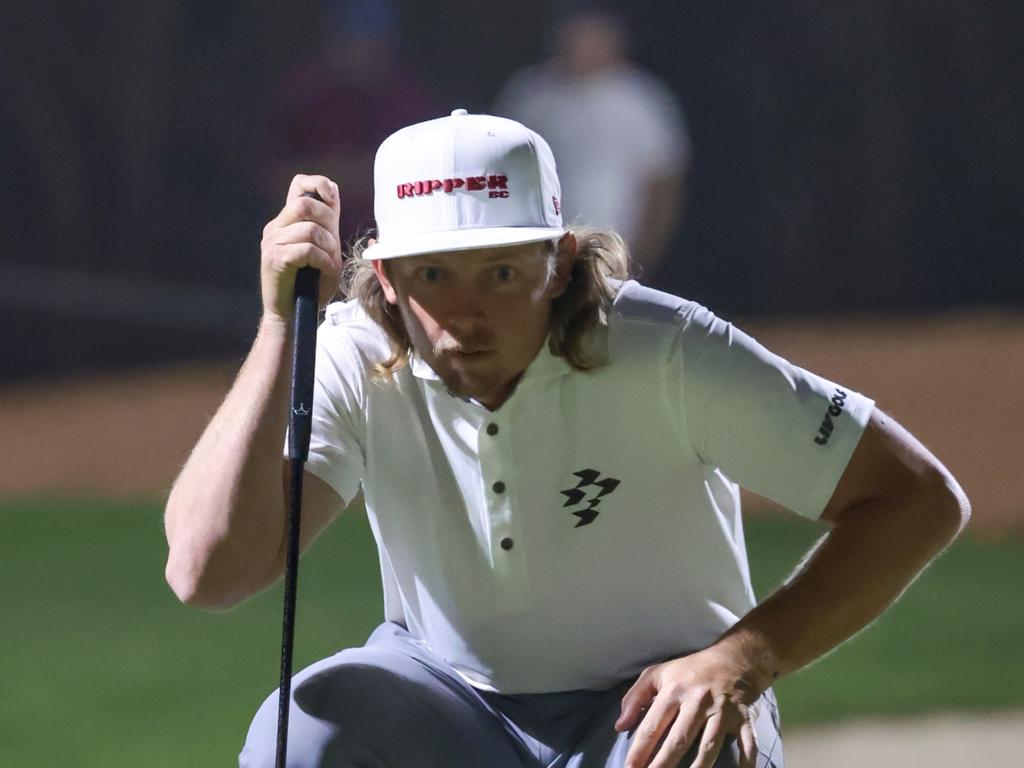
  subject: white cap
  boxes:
[363,109,565,260]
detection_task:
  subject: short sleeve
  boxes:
[284,329,367,505]
[674,305,874,519]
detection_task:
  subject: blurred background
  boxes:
[0,1,1021,766]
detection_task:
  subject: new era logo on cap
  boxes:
[364,109,564,260]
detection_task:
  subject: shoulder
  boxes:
[500,63,549,90]
[600,280,720,363]
[624,66,680,103]
[322,298,383,336]
[607,67,679,106]
[606,68,689,142]
[318,299,390,373]
[609,279,710,331]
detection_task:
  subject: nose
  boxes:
[442,289,490,342]
[445,289,486,327]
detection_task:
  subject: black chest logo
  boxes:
[560,469,621,527]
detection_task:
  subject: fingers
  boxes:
[266,242,337,277]
[262,218,342,279]
[264,176,341,268]
[260,174,345,319]
[737,721,759,768]
[271,175,341,243]
[687,712,726,768]
[644,697,704,768]
[271,221,340,267]
[287,173,339,212]
[273,189,339,233]
[277,223,343,308]
[622,686,756,768]
[616,670,658,733]
[624,694,680,768]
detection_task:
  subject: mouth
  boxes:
[433,334,495,361]
[450,349,492,359]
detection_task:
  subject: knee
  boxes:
[238,656,423,768]
[236,665,358,768]
[293,661,424,728]
[237,689,282,768]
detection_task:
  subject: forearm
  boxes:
[164,317,293,608]
[717,474,969,693]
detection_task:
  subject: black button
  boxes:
[500,537,514,550]
[486,423,499,436]
[492,481,506,494]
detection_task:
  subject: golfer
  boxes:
[164,110,970,768]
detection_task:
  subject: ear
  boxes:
[548,231,578,298]
[370,249,399,304]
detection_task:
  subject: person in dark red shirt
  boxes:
[264,0,435,246]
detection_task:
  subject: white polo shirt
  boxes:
[303,280,874,694]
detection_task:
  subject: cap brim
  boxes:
[364,226,565,260]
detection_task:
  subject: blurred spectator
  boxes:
[495,7,691,281]
[263,0,435,245]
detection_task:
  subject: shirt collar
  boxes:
[410,351,442,381]
[520,337,572,383]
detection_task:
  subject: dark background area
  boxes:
[1,0,1020,382]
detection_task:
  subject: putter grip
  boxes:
[287,191,323,461]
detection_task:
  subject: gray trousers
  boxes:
[239,623,783,768]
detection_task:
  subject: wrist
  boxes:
[710,627,782,697]
[258,311,292,336]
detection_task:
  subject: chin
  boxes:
[443,372,503,405]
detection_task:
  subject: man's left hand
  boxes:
[614,646,763,768]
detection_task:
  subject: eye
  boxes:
[494,265,516,283]
[418,266,444,284]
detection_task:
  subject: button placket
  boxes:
[479,418,510,541]
[477,417,525,577]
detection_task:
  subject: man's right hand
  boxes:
[261,174,344,324]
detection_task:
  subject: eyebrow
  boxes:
[480,248,541,264]
[409,247,541,269]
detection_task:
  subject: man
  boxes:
[164,110,969,768]
[495,8,690,281]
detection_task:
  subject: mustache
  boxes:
[433,331,494,356]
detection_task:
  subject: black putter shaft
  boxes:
[276,190,322,768]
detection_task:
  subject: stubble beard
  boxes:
[439,356,507,406]
[432,336,512,407]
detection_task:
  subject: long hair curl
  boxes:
[340,227,631,379]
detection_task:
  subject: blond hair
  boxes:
[341,227,631,379]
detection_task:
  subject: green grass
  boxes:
[0,496,383,767]
[0,497,1021,766]
[746,515,1024,726]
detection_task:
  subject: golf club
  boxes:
[275,190,322,768]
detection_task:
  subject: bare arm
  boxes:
[164,174,346,610]
[618,409,970,767]
[715,409,969,683]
